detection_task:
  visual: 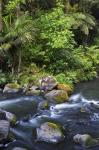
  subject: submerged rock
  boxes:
[73,134,99,148]
[3,83,20,94]
[0,120,10,141]
[39,76,57,92]
[45,90,68,103]
[12,148,27,150]
[56,84,73,94]
[36,122,64,143]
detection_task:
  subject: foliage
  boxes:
[0,0,99,86]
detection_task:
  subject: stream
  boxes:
[0,79,99,150]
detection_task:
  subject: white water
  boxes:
[50,93,99,118]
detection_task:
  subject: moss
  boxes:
[39,101,49,110]
[53,91,68,103]
[6,83,20,89]
[56,83,73,94]
[46,122,63,134]
[26,90,40,96]
[85,138,98,147]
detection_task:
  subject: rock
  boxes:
[12,148,27,150]
[45,90,68,104]
[56,84,73,94]
[73,134,99,147]
[4,111,17,124]
[26,86,40,96]
[0,109,17,124]
[39,76,57,92]
[3,83,20,94]
[37,122,64,143]
[0,120,10,141]
[0,88,2,93]
[0,111,6,120]
[38,101,49,110]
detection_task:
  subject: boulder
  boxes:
[3,83,20,94]
[39,76,57,92]
[73,134,99,147]
[37,122,64,143]
[0,120,10,141]
[4,111,17,124]
[45,90,68,104]
[0,110,6,120]
[26,86,40,96]
[56,84,73,94]
[0,109,17,124]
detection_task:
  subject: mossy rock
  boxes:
[26,89,40,96]
[5,112,17,125]
[73,134,99,148]
[56,84,73,94]
[37,122,64,143]
[45,90,68,104]
[3,83,20,93]
[38,101,49,110]
[5,83,20,89]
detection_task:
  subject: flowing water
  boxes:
[0,79,99,150]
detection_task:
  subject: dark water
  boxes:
[0,79,99,150]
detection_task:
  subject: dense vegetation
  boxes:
[0,0,99,87]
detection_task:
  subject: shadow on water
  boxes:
[0,79,99,150]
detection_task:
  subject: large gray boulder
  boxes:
[37,122,64,143]
[39,76,57,92]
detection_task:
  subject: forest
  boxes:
[0,0,99,87]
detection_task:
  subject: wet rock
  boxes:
[0,109,17,124]
[39,76,57,92]
[0,120,10,141]
[0,88,2,93]
[45,90,68,104]
[3,83,20,94]
[73,134,99,147]
[4,111,17,124]
[38,101,49,110]
[0,110,6,120]
[56,84,73,94]
[26,90,40,96]
[26,86,40,96]
[12,148,27,150]
[37,122,64,143]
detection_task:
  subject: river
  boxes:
[0,79,99,150]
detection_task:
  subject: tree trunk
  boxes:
[18,49,22,73]
[64,0,70,14]
[16,4,20,18]
[0,0,3,32]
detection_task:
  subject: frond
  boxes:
[81,24,89,35]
